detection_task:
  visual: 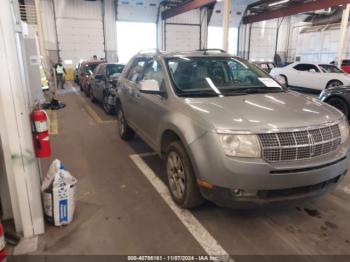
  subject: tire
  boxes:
[90,86,97,102]
[326,80,343,89]
[327,97,349,119]
[103,94,114,115]
[165,141,204,209]
[118,108,135,141]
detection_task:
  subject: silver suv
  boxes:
[117,49,350,209]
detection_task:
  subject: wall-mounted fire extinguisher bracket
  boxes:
[32,109,51,158]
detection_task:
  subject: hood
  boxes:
[183,91,343,133]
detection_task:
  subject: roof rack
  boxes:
[137,48,163,55]
[196,49,227,54]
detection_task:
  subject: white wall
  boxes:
[294,24,350,63]
[0,0,44,237]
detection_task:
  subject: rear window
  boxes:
[84,63,100,74]
[107,64,124,77]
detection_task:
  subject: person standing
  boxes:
[53,59,66,89]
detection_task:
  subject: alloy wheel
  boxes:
[166,151,186,200]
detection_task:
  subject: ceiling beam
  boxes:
[243,0,350,24]
[161,0,217,20]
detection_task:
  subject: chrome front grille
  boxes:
[258,124,341,162]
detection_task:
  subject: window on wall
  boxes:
[207,27,238,55]
[116,22,157,64]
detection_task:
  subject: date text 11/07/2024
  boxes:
[127,256,233,261]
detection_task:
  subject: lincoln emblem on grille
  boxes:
[308,132,316,157]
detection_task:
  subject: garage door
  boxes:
[164,9,201,52]
[165,24,200,51]
[54,0,105,64]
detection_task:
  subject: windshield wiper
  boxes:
[223,87,284,95]
[177,90,220,97]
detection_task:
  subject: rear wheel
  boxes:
[165,141,204,209]
[326,80,343,89]
[327,97,349,118]
[103,94,114,115]
[90,86,97,102]
[118,109,135,141]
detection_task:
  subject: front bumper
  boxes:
[188,132,350,207]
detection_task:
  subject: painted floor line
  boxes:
[70,84,116,124]
[46,109,58,135]
[130,153,230,259]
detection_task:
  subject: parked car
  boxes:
[117,49,350,209]
[330,60,350,74]
[320,86,350,119]
[90,63,125,114]
[270,62,350,92]
[253,61,275,73]
[79,60,106,96]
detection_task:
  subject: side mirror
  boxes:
[139,79,163,94]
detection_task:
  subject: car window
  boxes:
[142,60,164,86]
[166,57,282,97]
[294,64,320,72]
[127,59,147,83]
[319,64,343,73]
[107,64,124,78]
[342,60,350,66]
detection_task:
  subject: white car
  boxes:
[270,62,350,91]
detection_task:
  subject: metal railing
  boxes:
[18,4,37,24]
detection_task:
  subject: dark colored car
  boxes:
[90,63,124,114]
[74,63,81,84]
[79,60,106,96]
[330,60,350,74]
[253,61,276,73]
[320,86,350,119]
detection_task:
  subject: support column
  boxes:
[0,0,44,237]
[34,0,46,58]
[103,0,118,61]
[222,0,231,51]
[337,4,350,67]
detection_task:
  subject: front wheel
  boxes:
[327,97,349,118]
[118,109,135,141]
[276,75,288,86]
[165,141,204,209]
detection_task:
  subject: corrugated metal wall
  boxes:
[165,10,201,51]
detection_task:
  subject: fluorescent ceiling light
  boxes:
[268,0,290,7]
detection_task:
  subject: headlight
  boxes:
[218,134,261,158]
[339,119,349,144]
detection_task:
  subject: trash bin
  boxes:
[42,159,77,226]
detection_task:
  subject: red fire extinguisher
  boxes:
[0,222,6,262]
[32,109,51,158]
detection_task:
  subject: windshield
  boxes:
[108,64,124,78]
[85,63,100,75]
[319,64,343,73]
[166,57,283,97]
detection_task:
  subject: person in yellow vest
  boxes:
[53,59,66,89]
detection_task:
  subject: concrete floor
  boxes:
[33,82,350,258]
